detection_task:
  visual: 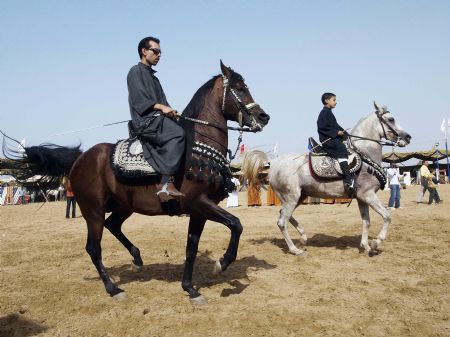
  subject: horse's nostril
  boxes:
[258,112,270,121]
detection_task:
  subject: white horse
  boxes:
[243,102,411,256]
[46,185,64,201]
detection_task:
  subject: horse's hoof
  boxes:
[213,260,222,275]
[190,295,208,305]
[290,248,307,257]
[112,291,127,301]
[370,239,378,251]
[131,262,142,272]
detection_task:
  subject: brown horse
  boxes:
[4,62,270,303]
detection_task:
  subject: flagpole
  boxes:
[446,135,450,183]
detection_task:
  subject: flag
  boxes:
[240,144,245,154]
[441,118,446,133]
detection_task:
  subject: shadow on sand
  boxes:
[250,233,363,253]
[0,314,47,337]
[93,252,277,297]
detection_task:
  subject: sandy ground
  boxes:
[1,185,449,337]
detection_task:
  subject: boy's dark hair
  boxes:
[138,36,160,58]
[321,92,336,105]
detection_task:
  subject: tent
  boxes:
[382,149,450,163]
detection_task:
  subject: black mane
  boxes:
[181,75,221,120]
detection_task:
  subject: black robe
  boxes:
[127,62,185,175]
[317,107,347,158]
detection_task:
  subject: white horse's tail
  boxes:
[242,150,269,185]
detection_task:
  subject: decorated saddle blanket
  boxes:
[111,139,158,179]
[309,148,362,179]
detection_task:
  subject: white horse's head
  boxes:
[373,102,411,147]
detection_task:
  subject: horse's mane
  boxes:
[181,75,221,120]
[180,75,221,154]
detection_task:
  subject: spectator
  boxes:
[65,180,76,218]
[387,164,401,209]
[226,177,240,208]
[428,170,442,205]
[18,186,25,205]
[417,161,431,203]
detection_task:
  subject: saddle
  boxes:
[308,137,362,179]
[111,138,158,179]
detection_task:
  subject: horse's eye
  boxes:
[388,118,394,122]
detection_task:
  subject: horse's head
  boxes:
[220,61,270,131]
[374,101,411,147]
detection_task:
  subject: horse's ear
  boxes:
[374,101,382,113]
[220,60,232,78]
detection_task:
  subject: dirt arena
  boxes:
[1,185,449,337]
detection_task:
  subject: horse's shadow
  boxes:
[0,314,47,337]
[103,252,277,296]
[250,233,363,253]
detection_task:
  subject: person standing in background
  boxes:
[18,186,25,205]
[417,161,431,203]
[387,163,401,209]
[226,177,240,208]
[65,180,76,219]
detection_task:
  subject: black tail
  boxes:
[1,130,82,188]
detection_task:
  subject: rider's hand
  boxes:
[337,130,345,136]
[161,106,178,118]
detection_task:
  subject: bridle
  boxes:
[180,74,264,161]
[221,75,262,132]
[347,111,403,147]
[376,111,401,146]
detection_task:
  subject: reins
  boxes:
[179,115,257,133]
[346,133,397,146]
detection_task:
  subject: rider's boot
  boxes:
[156,176,185,202]
[339,160,355,195]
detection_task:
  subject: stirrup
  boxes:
[156,183,173,202]
[345,179,355,189]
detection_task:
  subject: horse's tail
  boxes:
[241,150,269,185]
[1,131,82,188]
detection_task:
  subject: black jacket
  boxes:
[317,107,347,158]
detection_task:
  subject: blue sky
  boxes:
[1,0,450,161]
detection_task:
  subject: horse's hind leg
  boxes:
[357,199,371,253]
[289,216,308,243]
[278,199,306,256]
[105,210,143,271]
[288,196,309,243]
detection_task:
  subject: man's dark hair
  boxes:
[138,36,160,58]
[321,92,336,105]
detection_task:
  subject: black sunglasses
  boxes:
[148,47,161,55]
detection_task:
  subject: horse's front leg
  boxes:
[181,212,207,303]
[367,194,391,253]
[358,193,391,255]
[193,195,243,274]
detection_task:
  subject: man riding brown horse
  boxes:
[127,36,185,202]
